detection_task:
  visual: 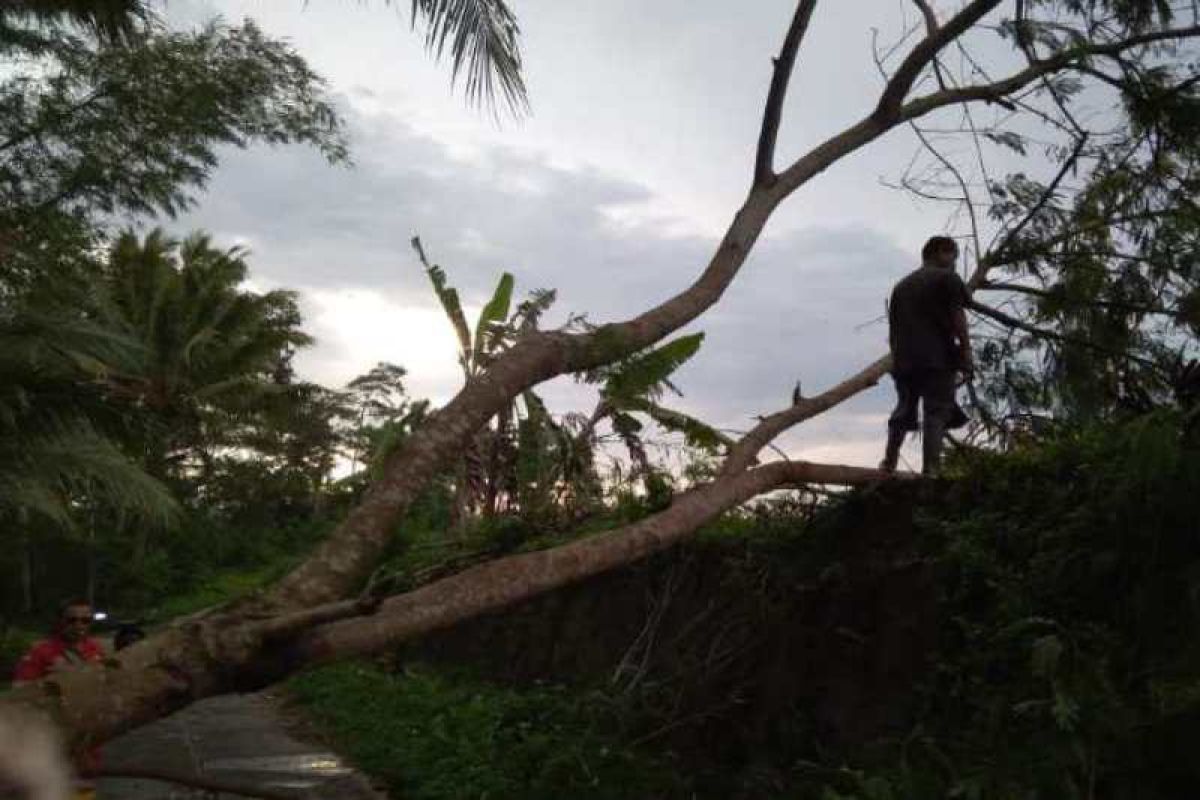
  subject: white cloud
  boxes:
[294,288,475,401]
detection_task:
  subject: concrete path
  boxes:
[97,692,386,799]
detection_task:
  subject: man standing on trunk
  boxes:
[880,236,973,475]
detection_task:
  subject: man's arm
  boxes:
[952,305,973,374]
[12,642,51,685]
[942,272,973,374]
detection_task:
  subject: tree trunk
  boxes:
[0,461,904,753]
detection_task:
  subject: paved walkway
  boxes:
[98,692,386,799]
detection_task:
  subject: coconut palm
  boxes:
[0,304,178,609]
[0,308,176,529]
[94,230,313,491]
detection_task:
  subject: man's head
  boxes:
[57,599,92,643]
[921,236,959,269]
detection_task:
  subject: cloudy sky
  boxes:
[163,1,1040,470]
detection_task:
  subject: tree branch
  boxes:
[875,0,1004,121]
[912,0,950,90]
[899,25,1200,123]
[984,133,1090,262]
[754,0,820,187]
[871,28,982,263]
[912,0,939,36]
[967,299,1166,371]
[720,355,893,475]
[980,281,1180,317]
[293,459,912,663]
[250,594,382,643]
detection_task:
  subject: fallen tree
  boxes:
[4,0,1199,759]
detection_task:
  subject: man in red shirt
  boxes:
[13,599,106,798]
[13,599,105,684]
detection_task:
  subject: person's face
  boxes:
[935,244,959,270]
[60,605,92,643]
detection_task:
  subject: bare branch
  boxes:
[912,0,950,89]
[720,355,893,475]
[755,0,820,187]
[912,0,939,36]
[875,0,1004,121]
[900,25,1200,122]
[980,282,1181,318]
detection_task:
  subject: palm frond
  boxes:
[610,410,650,476]
[403,0,528,117]
[0,416,176,530]
[0,0,153,51]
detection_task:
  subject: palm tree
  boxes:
[0,305,177,609]
[94,230,313,507]
[0,0,527,114]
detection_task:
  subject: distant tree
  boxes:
[0,12,348,297]
[93,231,312,490]
[345,362,412,474]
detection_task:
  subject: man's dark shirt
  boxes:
[888,265,968,375]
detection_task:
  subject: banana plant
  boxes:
[581,332,732,497]
[412,237,558,528]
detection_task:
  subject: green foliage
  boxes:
[0,0,150,53]
[473,271,515,369]
[287,662,684,800]
[806,411,1200,798]
[0,17,346,294]
[595,333,704,406]
[412,236,473,371]
[93,229,313,481]
[147,563,290,624]
[405,0,528,116]
[627,398,732,454]
[0,307,176,529]
[976,9,1200,427]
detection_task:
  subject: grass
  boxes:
[286,662,686,800]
